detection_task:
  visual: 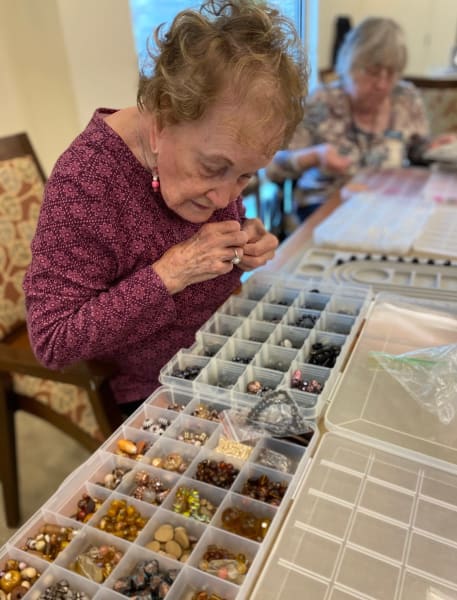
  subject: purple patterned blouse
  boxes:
[24,109,244,404]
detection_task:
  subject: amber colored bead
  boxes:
[0,570,21,593]
[221,507,241,529]
[220,507,271,542]
[95,499,147,540]
[239,514,258,538]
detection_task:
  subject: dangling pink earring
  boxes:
[151,167,160,193]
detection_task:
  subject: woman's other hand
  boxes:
[267,145,352,182]
[427,132,457,150]
[315,143,352,174]
[238,218,279,271]
[152,220,248,294]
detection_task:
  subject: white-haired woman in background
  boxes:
[267,17,450,219]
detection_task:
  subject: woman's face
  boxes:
[153,96,280,223]
[345,65,398,109]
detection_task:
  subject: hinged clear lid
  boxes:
[325,293,457,469]
[250,432,457,600]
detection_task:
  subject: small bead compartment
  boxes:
[218,296,257,318]
[164,414,219,448]
[189,332,228,357]
[160,353,210,390]
[252,344,298,372]
[299,290,331,311]
[234,319,275,344]
[217,337,262,365]
[268,323,311,349]
[199,314,243,338]
[116,464,180,507]
[250,302,288,324]
[136,505,206,559]
[195,359,246,398]
[25,563,99,599]
[102,425,157,464]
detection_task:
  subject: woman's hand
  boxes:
[315,143,352,174]
[427,132,457,150]
[152,220,248,294]
[237,218,279,271]
[268,145,352,179]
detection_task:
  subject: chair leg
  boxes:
[0,374,21,527]
[86,380,123,439]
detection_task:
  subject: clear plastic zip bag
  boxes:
[218,389,315,455]
[371,343,457,425]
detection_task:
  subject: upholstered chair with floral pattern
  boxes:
[404,76,457,137]
[0,133,122,527]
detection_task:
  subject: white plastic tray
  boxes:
[413,206,457,258]
[293,247,457,302]
[312,192,435,254]
[250,292,457,599]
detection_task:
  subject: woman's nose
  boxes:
[375,69,393,89]
[206,180,243,209]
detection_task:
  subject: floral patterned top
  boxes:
[289,79,430,177]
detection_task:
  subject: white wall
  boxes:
[0,18,26,136]
[0,0,138,175]
[57,0,138,129]
[0,0,79,174]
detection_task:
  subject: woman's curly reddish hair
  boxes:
[137,0,308,146]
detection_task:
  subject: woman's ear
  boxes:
[149,117,162,154]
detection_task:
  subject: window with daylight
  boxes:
[128,0,317,80]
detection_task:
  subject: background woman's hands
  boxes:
[427,132,457,150]
[267,145,352,183]
[315,143,352,174]
[153,218,278,294]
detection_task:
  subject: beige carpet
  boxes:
[0,412,90,546]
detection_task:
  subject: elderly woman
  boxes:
[267,17,431,217]
[23,0,307,414]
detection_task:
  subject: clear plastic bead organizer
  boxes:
[1,385,319,600]
[159,273,371,422]
[249,292,457,600]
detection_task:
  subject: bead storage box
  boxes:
[1,385,319,600]
[160,273,371,421]
[249,293,457,599]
